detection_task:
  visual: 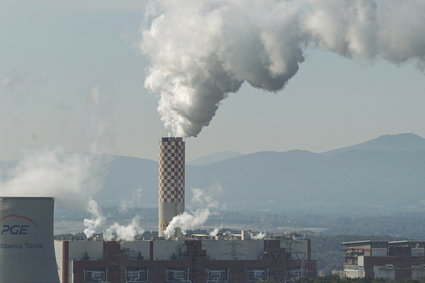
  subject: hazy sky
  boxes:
[1,0,424,161]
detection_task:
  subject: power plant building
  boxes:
[343,240,425,280]
[0,197,60,283]
[54,233,316,283]
[158,137,185,237]
[0,137,319,283]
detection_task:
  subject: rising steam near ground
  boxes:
[142,0,425,137]
[83,199,145,241]
[251,231,267,240]
[83,193,146,240]
[164,184,223,238]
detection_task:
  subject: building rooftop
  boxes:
[389,240,425,244]
[342,240,388,247]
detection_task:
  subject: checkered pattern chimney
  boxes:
[158,137,185,237]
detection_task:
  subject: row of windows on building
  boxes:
[84,267,268,283]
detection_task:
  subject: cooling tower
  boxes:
[0,197,60,283]
[158,137,185,237]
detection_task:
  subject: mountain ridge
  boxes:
[1,133,424,214]
[324,133,425,156]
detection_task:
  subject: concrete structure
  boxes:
[0,197,60,282]
[343,240,425,280]
[54,234,316,283]
[158,137,185,237]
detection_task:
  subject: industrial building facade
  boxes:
[55,235,316,283]
[343,240,425,280]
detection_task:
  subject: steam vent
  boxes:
[158,137,185,237]
[0,197,60,283]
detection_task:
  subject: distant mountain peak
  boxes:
[372,132,423,141]
[325,133,425,156]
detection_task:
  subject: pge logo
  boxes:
[0,214,38,235]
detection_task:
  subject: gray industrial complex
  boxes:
[3,137,425,282]
[343,240,425,281]
[55,233,315,282]
[0,138,317,282]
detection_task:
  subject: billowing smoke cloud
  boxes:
[209,227,220,237]
[142,0,425,137]
[164,184,223,238]
[251,231,267,240]
[83,199,106,238]
[163,208,210,238]
[104,217,145,241]
[0,85,113,210]
[0,85,137,238]
[83,199,145,240]
[0,148,103,209]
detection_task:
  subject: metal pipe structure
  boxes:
[158,137,185,237]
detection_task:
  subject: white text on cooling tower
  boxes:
[0,242,43,249]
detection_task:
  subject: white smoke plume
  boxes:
[0,148,103,209]
[163,184,223,238]
[251,231,267,240]
[142,0,425,137]
[104,217,145,241]
[209,227,220,237]
[0,85,134,238]
[83,199,106,238]
[163,208,210,238]
[0,85,113,210]
[84,199,145,240]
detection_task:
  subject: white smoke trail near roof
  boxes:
[164,185,223,238]
[83,199,145,240]
[142,0,425,137]
[104,217,145,241]
[163,208,210,238]
[209,227,220,237]
[83,199,106,238]
[251,231,267,240]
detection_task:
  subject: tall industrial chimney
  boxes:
[158,137,185,237]
[0,197,60,283]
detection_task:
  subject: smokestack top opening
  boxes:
[161,137,183,142]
